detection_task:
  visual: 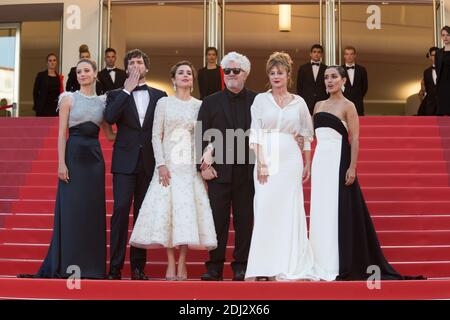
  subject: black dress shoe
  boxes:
[107,270,121,280]
[200,271,223,281]
[232,270,246,281]
[131,269,149,281]
[17,274,40,278]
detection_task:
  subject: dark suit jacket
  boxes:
[98,68,127,92]
[105,87,167,175]
[66,66,105,95]
[435,48,444,86]
[418,66,437,116]
[342,64,368,116]
[296,62,328,114]
[197,89,257,184]
[33,70,63,116]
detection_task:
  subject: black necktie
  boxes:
[432,66,436,70]
[107,68,116,73]
[311,62,320,67]
[133,84,148,92]
[346,66,355,70]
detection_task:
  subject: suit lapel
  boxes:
[143,88,154,128]
[128,92,141,126]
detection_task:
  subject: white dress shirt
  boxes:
[432,65,437,85]
[345,64,356,86]
[311,60,320,82]
[123,87,150,126]
[107,67,116,83]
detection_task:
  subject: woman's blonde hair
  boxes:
[266,51,293,87]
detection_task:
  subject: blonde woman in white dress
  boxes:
[129,61,217,280]
[245,52,317,281]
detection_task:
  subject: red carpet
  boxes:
[0,116,449,299]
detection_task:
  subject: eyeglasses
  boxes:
[224,68,242,75]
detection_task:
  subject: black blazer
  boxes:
[418,66,438,116]
[105,87,167,175]
[197,89,257,184]
[33,70,62,116]
[342,64,368,116]
[66,66,105,95]
[296,62,328,114]
[98,68,127,92]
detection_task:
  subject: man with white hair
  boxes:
[197,51,256,281]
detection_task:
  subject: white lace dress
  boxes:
[129,96,217,250]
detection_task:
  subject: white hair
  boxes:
[221,51,251,75]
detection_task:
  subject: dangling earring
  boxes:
[190,86,193,93]
[341,84,345,92]
[173,83,177,92]
[326,88,329,94]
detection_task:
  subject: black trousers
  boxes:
[109,151,152,272]
[205,165,254,275]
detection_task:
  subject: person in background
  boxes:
[33,53,64,117]
[418,47,438,116]
[435,26,450,116]
[98,48,127,92]
[198,47,224,100]
[341,46,368,116]
[296,44,328,114]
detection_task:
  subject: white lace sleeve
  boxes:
[56,92,73,112]
[298,98,314,151]
[152,97,167,168]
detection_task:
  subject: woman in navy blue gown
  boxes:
[19,59,115,279]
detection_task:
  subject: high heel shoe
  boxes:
[176,275,188,281]
[165,276,177,281]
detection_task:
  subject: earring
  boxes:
[173,83,177,92]
[341,85,345,92]
[190,86,193,93]
[326,88,329,94]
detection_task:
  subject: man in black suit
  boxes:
[105,49,167,280]
[98,48,127,92]
[297,44,328,114]
[342,46,368,116]
[418,47,438,116]
[197,52,256,281]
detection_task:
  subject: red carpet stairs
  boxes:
[0,116,449,299]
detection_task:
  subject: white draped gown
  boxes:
[245,91,318,281]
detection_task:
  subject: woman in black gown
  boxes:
[435,26,450,116]
[33,53,64,117]
[310,66,424,281]
[19,59,115,279]
[197,47,224,99]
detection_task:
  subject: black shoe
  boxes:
[232,270,246,281]
[131,268,148,281]
[255,276,269,281]
[17,274,39,278]
[107,269,121,280]
[201,271,223,281]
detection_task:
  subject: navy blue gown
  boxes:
[36,91,107,279]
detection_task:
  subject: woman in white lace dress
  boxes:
[129,61,217,280]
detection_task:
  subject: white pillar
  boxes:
[61,0,102,80]
[325,0,336,66]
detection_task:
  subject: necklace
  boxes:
[272,92,291,107]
